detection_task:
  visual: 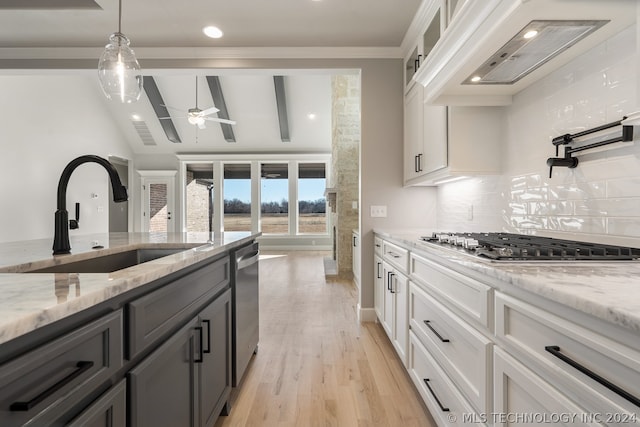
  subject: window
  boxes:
[180,156,330,238]
[260,163,288,234]
[224,163,251,232]
[298,163,326,234]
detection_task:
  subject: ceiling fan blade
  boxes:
[203,117,237,125]
[199,106,220,116]
[159,116,187,120]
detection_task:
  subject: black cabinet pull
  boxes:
[353,236,357,247]
[387,251,401,259]
[424,320,450,343]
[387,271,392,291]
[423,379,450,412]
[202,320,211,354]
[194,326,204,363]
[418,153,423,172]
[545,346,640,407]
[10,361,94,411]
[414,155,419,173]
[389,273,395,294]
[414,59,419,73]
[377,262,382,279]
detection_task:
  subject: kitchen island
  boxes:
[374,229,640,427]
[0,231,259,427]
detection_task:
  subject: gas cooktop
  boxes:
[419,232,640,261]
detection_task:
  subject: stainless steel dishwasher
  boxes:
[231,242,259,386]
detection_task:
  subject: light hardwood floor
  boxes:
[214,251,436,427]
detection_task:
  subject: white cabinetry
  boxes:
[352,230,360,289]
[404,0,445,90]
[493,347,603,427]
[404,105,503,186]
[373,232,640,427]
[375,237,410,366]
[495,292,640,420]
[374,237,384,320]
[404,84,448,182]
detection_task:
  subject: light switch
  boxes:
[370,205,387,217]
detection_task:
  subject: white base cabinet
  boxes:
[373,233,640,427]
[494,347,605,427]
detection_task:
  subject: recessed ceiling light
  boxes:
[132,114,141,120]
[523,30,538,39]
[203,26,223,39]
[470,76,482,83]
[307,113,317,120]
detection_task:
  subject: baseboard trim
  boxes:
[358,306,377,323]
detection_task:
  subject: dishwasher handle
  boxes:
[237,251,259,270]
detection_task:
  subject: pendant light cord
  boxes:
[118,0,123,33]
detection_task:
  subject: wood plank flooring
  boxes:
[214,251,435,427]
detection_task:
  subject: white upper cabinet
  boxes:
[410,0,636,106]
[403,0,446,90]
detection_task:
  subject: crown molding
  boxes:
[0,46,404,61]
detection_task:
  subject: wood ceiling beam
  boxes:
[273,76,290,142]
[143,76,181,143]
[205,76,236,143]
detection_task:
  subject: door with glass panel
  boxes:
[141,175,175,233]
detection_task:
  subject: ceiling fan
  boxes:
[159,77,236,129]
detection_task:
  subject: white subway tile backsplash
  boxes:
[607,218,640,238]
[574,198,640,216]
[607,177,640,198]
[436,24,640,247]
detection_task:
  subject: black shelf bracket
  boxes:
[547,115,635,178]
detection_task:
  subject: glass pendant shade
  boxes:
[98,32,143,103]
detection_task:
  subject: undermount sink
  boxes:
[28,248,190,273]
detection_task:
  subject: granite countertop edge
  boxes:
[0,232,260,345]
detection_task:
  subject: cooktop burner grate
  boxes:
[420,232,640,261]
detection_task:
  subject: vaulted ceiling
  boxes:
[0,0,421,154]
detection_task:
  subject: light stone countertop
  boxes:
[375,229,640,334]
[0,232,259,345]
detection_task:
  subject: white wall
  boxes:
[0,75,133,243]
[437,24,640,247]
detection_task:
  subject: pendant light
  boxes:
[97,0,143,103]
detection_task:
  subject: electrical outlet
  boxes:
[370,205,387,218]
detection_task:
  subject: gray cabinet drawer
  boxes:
[67,379,126,427]
[0,310,122,427]
[127,256,230,359]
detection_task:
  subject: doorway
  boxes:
[139,171,177,233]
[108,156,129,232]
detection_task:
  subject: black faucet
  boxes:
[53,155,128,255]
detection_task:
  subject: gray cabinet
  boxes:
[129,317,198,427]
[67,380,126,427]
[0,247,242,427]
[0,311,122,427]
[129,288,232,427]
[127,256,230,360]
[198,289,232,427]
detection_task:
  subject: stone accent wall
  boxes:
[330,75,361,277]
[185,171,211,232]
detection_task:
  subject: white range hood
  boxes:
[414,0,637,106]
